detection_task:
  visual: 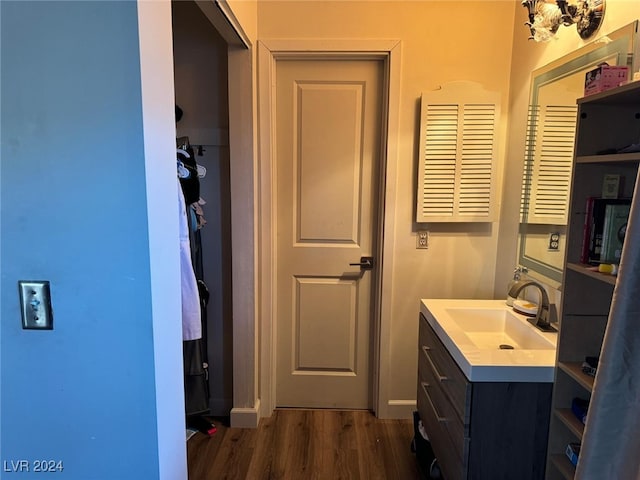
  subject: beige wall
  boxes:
[227,0,257,43]
[257,1,516,408]
[498,2,640,299]
[221,0,640,419]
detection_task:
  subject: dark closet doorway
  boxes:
[171,0,233,418]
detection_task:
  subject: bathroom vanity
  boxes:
[417,299,556,479]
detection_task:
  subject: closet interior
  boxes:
[171,0,234,432]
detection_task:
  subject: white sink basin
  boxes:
[420,299,558,382]
[445,307,555,351]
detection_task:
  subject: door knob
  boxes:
[349,256,375,270]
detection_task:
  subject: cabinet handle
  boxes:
[421,381,448,423]
[422,346,448,382]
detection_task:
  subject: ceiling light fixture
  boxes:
[522,0,605,42]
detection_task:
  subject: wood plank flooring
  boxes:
[187,409,420,480]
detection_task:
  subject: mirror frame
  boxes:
[519,23,639,283]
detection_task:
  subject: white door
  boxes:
[275,58,384,408]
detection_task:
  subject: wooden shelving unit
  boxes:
[565,263,617,286]
[554,408,585,438]
[557,362,595,391]
[546,81,640,480]
[550,454,576,480]
[575,152,640,164]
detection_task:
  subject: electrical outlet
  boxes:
[417,231,429,249]
[19,280,53,329]
[548,232,560,251]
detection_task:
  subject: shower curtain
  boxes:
[576,168,640,480]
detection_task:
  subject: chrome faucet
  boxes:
[507,280,558,332]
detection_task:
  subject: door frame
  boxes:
[257,39,402,418]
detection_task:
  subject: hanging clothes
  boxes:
[177,146,200,205]
[183,338,208,416]
[178,176,201,341]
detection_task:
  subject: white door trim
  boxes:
[194,0,251,48]
[257,38,402,418]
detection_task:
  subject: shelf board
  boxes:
[575,152,640,164]
[559,362,595,391]
[550,454,576,480]
[566,263,617,286]
[555,408,585,439]
[578,80,640,105]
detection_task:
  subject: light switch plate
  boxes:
[19,281,53,330]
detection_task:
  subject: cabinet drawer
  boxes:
[418,351,467,459]
[419,314,470,423]
[417,375,468,480]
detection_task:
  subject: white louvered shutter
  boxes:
[417,82,500,222]
[520,104,576,225]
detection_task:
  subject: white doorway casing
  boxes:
[257,39,403,419]
[137,2,187,478]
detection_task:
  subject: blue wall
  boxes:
[1,2,160,478]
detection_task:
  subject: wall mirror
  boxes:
[518,21,639,284]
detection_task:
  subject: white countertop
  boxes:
[420,299,558,383]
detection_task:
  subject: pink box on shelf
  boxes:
[584,64,629,96]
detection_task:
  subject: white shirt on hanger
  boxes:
[178,177,202,341]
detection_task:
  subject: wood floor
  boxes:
[187,409,420,480]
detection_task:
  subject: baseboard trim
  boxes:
[230,399,261,428]
[380,400,416,419]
